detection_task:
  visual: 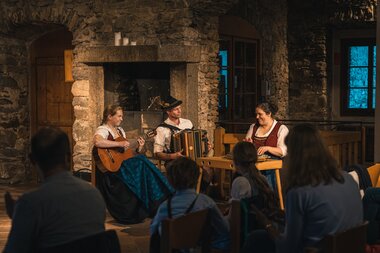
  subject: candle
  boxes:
[114,32,121,46]
[122,37,129,46]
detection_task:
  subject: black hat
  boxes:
[161,96,182,111]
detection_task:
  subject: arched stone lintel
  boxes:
[3,8,81,35]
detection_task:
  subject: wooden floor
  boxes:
[0,183,150,253]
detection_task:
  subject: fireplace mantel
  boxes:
[76,45,201,63]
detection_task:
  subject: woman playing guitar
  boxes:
[94,105,144,156]
[93,105,174,225]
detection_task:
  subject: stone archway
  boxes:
[0,7,82,183]
[30,28,74,169]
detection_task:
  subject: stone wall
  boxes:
[0,35,30,183]
[0,0,375,183]
[288,0,376,120]
[227,0,289,119]
[0,0,236,182]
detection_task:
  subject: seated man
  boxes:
[150,157,230,252]
[4,127,106,253]
[154,96,193,165]
[154,96,213,191]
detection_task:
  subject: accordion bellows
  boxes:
[173,130,207,160]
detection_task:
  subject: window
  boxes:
[218,42,229,121]
[218,37,261,123]
[341,38,376,116]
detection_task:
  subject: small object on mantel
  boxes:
[114,32,121,46]
[122,37,129,46]
[130,41,137,46]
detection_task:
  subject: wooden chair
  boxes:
[160,209,210,253]
[38,229,121,253]
[367,164,380,187]
[310,221,368,253]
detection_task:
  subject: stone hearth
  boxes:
[72,45,201,170]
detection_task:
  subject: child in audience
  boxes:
[229,142,284,230]
[150,157,230,252]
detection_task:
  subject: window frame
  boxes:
[340,38,376,116]
[218,35,261,122]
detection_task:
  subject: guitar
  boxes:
[97,130,157,172]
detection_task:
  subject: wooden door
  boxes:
[36,57,74,146]
[30,28,74,174]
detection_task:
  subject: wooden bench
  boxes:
[320,130,362,167]
[214,127,362,168]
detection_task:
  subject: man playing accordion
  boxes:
[154,96,193,167]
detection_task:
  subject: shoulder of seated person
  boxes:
[156,126,170,131]
[348,171,359,181]
[232,176,250,183]
[197,193,217,205]
[180,118,192,123]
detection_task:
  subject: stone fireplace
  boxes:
[104,62,169,157]
[72,45,201,170]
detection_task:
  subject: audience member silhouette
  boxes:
[150,157,230,252]
[229,141,284,234]
[242,123,363,253]
[4,127,106,253]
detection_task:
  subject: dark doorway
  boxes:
[30,27,74,166]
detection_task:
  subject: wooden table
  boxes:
[196,156,284,209]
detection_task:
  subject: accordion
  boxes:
[173,129,208,160]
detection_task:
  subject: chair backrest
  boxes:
[320,221,368,253]
[38,229,121,253]
[160,209,209,253]
[367,164,380,187]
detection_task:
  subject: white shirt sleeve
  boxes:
[245,123,255,139]
[349,171,364,199]
[95,126,110,139]
[94,125,126,139]
[154,127,170,153]
[277,124,289,157]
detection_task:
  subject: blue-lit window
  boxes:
[342,39,376,116]
[219,50,228,112]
